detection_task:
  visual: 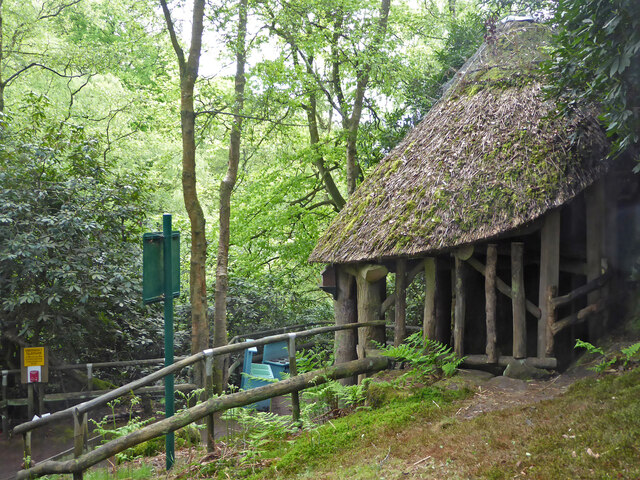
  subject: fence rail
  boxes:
[13,321,388,480]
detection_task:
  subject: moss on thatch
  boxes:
[309,22,609,264]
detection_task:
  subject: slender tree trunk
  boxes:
[160,0,208,387]
[212,0,247,393]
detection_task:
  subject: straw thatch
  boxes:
[310,21,610,264]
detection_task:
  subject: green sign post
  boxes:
[142,214,179,470]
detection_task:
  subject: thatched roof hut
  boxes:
[312,20,630,376]
[310,21,609,264]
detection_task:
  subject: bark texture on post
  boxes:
[485,244,498,363]
[453,257,466,357]
[334,266,358,386]
[435,259,451,345]
[511,242,526,359]
[355,265,387,352]
[538,210,560,357]
[586,181,605,341]
[423,257,436,341]
[394,259,407,347]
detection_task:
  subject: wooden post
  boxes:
[38,383,45,416]
[424,257,436,341]
[73,408,88,480]
[2,370,8,438]
[23,432,32,468]
[435,258,451,345]
[288,335,300,426]
[355,264,388,352]
[204,354,214,452]
[485,244,498,363]
[586,181,605,340]
[86,364,93,391]
[453,257,466,357]
[334,266,358,385]
[538,210,560,357]
[511,242,526,359]
[27,383,34,421]
[546,286,557,356]
[394,259,407,346]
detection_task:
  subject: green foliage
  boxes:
[575,339,640,373]
[544,0,640,160]
[377,332,464,385]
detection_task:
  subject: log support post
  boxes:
[586,180,605,340]
[538,210,560,357]
[394,259,407,347]
[511,242,526,359]
[546,286,557,356]
[423,257,436,341]
[27,383,34,421]
[23,431,32,469]
[86,364,93,392]
[453,257,466,357]
[333,266,358,385]
[288,334,300,426]
[485,244,498,363]
[355,264,388,353]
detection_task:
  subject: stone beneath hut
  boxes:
[503,359,552,380]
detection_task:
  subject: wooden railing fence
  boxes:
[13,321,388,480]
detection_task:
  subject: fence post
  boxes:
[86,364,93,392]
[73,408,88,480]
[204,350,214,452]
[2,370,8,438]
[288,334,300,426]
[23,431,32,468]
[27,383,34,420]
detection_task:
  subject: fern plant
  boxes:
[377,332,464,385]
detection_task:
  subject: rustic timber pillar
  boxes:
[586,180,605,340]
[511,242,526,359]
[355,264,388,353]
[423,257,436,341]
[485,244,498,363]
[394,259,407,347]
[538,210,560,357]
[453,257,466,357]
[435,258,451,345]
[333,266,358,385]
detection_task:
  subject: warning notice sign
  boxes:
[23,347,45,367]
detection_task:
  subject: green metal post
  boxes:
[163,214,175,470]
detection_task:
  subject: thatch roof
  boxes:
[310,21,610,265]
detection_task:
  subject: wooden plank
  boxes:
[394,259,407,347]
[512,243,526,359]
[485,244,498,363]
[453,257,466,357]
[17,357,391,480]
[423,257,436,341]
[463,355,557,369]
[538,210,560,357]
[551,272,609,308]
[586,180,605,339]
[466,256,541,319]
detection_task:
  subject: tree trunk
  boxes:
[160,0,208,387]
[213,0,247,394]
[334,266,358,385]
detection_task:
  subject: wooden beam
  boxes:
[485,244,498,363]
[512,243,526,359]
[551,299,606,335]
[466,256,541,319]
[394,259,407,346]
[355,267,386,351]
[453,257,466,357]
[463,355,557,369]
[538,210,560,357]
[423,257,436,341]
[551,272,609,308]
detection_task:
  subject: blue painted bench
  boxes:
[262,340,290,380]
[240,342,274,411]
